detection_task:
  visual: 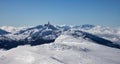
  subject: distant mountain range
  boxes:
[0,22,120,50]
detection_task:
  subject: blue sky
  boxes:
[0,0,120,27]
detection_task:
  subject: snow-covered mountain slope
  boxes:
[66,29,120,48]
[0,23,120,64]
[0,23,62,50]
[0,23,120,50]
[0,34,120,64]
[82,26,120,45]
[0,23,60,40]
[57,24,120,45]
[15,23,60,40]
[0,29,10,35]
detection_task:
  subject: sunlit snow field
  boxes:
[0,34,120,64]
[0,25,120,64]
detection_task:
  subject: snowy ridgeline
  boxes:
[0,34,120,64]
[0,23,120,50]
[0,23,120,64]
[0,24,120,43]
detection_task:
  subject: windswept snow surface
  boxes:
[0,24,120,64]
[0,34,120,64]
